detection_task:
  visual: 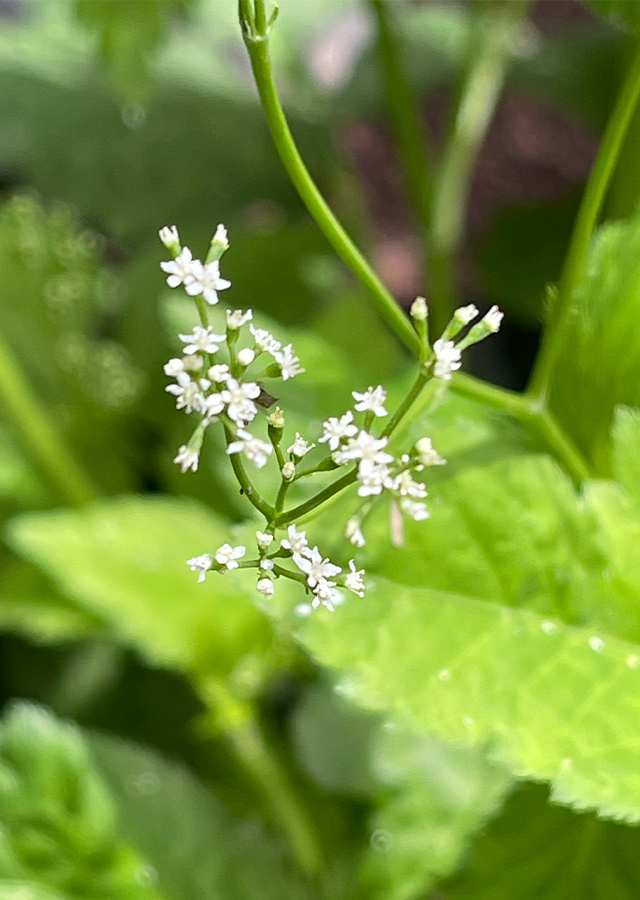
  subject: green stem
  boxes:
[241,19,420,356]
[224,425,274,519]
[381,372,429,438]
[0,331,98,506]
[429,0,530,336]
[277,467,358,526]
[527,40,640,401]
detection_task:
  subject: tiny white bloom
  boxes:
[160,247,198,289]
[352,385,387,417]
[282,461,296,480]
[186,552,213,583]
[159,224,180,249]
[227,429,272,468]
[333,431,394,466]
[293,546,341,588]
[164,357,185,378]
[345,517,366,547]
[259,558,275,571]
[227,308,253,330]
[250,325,281,355]
[256,577,274,598]
[312,578,343,611]
[211,223,229,253]
[410,295,428,321]
[295,603,314,617]
[400,498,430,520]
[179,326,226,355]
[281,524,309,555]
[288,433,314,458]
[237,347,256,367]
[220,378,261,425]
[174,444,199,473]
[454,304,479,325]
[208,363,230,383]
[357,460,390,497]
[214,543,246,570]
[385,470,427,498]
[256,531,274,549]
[319,411,358,451]
[267,406,285,428]
[484,304,504,333]
[414,436,446,467]
[432,339,462,381]
[165,372,206,414]
[275,344,304,380]
[201,392,226,421]
[185,259,231,305]
[182,354,204,372]
[344,560,365,597]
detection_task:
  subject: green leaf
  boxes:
[442,782,640,899]
[0,702,163,898]
[612,406,640,498]
[583,0,640,32]
[547,210,640,474]
[6,496,272,680]
[89,731,318,900]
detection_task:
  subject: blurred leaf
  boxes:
[0,702,163,898]
[89,730,319,900]
[6,496,273,680]
[612,406,640,497]
[584,0,640,32]
[442,782,640,899]
[548,208,640,474]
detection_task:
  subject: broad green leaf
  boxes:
[584,0,640,31]
[6,496,272,680]
[547,210,640,474]
[442,782,640,899]
[612,406,640,497]
[0,702,163,898]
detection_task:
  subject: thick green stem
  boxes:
[527,39,640,402]
[429,0,530,336]
[0,331,98,506]
[277,467,358,526]
[241,20,419,355]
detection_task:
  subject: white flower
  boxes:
[208,363,230,383]
[201,392,226,422]
[159,225,180,250]
[275,344,304,380]
[344,560,365,597]
[281,524,309,555]
[256,531,274,550]
[211,223,229,254]
[410,296,428,321]
[165,372,207,414]
[214,543,246,570]
[227,429,272,468]
[282,461,296,480]
[237,348,256,367]
[174,444,199,473]
[333,431,394,466]
[288,433,314,458]
[352,385,387,417]
[345,517,366,547]
[256,577,274,598]
[186,552,213,583]
[414,437,446,467]
[185,259,231,305]
[293,546,341,588]
[433,339,462,381]
[250,326,281,355]
[357,460,390,497]
[220,378,260,425]
[179,326,226,355]
[385,470,427,498]
[227,308,253,330]
[319,411,358,451]
[454,304,479,325]
[484,304,504,333]
[164,357,185,378]
[312,578,343,611]
[161,247,198,289]
[259,558,275,571]
[400,498,429,520]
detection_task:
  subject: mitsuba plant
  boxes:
[159,224,502,611]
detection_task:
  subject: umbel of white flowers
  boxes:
[159,225,502,613]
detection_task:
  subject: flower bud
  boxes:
[410,296,428,321]
[159,225,180,254]
[206,223,229,263]
[267,407,285,429]
[237,348,256,367]
[282,461,295,480]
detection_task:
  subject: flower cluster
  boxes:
[161,224,502,613]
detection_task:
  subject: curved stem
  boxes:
[381,372,429,439]
[277,467,358,526]
[223,424,274,519]
[241,19,420,355]
[0,331,98,506]
[527,39,640,402]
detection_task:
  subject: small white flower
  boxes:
[400,498,429,520]
[183,354,204,372]
[220,378,261,425]
[214,543,246,570]
[186,552,213,583]
[344,560,365,597]
[410,296,428,321]
[164,357,185,378]
[250,325,281,355]
[227,429,272,468]
[267,406,285,428]
[385,470,427,498]
[293,546,341,588]
[179,326,226,355]
[345,517,366,547]
[256,531,274,550]
[259,558,275,571]
[352,385,387,417]
[165,372,206,414]
[312,578,343,611]
[174,444,199,473]
[237,348,256,367]
[333,431,394,466]
[454,304,479,325]
[288,433,314,458]
[185,259,231,305]
[256,577,274,598]
[208,363,230,383]
[227,308,253,330]
[211,223,229,254]
[357,460,390,497]
[433,339,462,381]
[159,224,180,248]
[275,344,304,380]
[414,437,446,467]
[319,411,358,451]
[201,392,226,422]
[281,524,309,555]
[161,247,198,289]
[282,461,296,480]
[484,304,504,333]
[295,602,314,617]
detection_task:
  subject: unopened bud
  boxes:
[159,225,180,254]
[282,461,295,480]
[410,296,428,321]
[206,223,229,262]
[267,406,285,429]
[237,348,256,367]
